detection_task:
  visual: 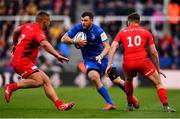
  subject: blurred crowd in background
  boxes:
[95,0,180,70]
[0,0,179,78]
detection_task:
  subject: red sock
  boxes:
[125,81,133,104]
[54,99,63,107]
[11,83,18,91]
[157,88,168,105]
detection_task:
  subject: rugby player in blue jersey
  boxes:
[61,11,139,110]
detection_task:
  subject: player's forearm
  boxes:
[108,41,118,66]
[101,43,110,58]
[151,51,160,71]
[61,34,74,44]
[41,41,60,59]
[108,48,116,66]
[148,44,160,71]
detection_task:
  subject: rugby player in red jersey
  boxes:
[4,11,74,111]
[106,12,176,112]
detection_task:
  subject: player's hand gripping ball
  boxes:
[73,32,87,49]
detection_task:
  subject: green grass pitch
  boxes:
[0,87,179,118]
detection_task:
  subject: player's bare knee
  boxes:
[43,77,51,85]
[34,79,43,87]
[88,71,99,82]
[112,79,118,85]
[113,77,125,85]
[89,75,99,82]
[150,76,161,86]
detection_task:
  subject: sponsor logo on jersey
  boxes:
[40,34,45,38]
[26,25,33,31]
[32,65,38,70]
[91,34,95,40]
[100,32,107,41]
[123,28,145,32]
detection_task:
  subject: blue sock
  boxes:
[98,86,114,105]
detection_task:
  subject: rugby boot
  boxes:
[132,95,139,109]
[126,103,134,112]
[163,105,176,112]
[4,84,13,103]
[103,103,116,110]
[57,102,75,111]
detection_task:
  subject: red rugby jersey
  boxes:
[114,25,154,61]
[13,23,46,63]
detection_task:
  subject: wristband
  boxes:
[100,54,103,59]
[72,38,76,44]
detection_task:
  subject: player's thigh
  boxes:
[100,57,108,74]
[139,58,156,77]
[28,70,51,84]
[88,70,101,81]
[27,71,44,84]
[84,60,101,75]
[38,70,51,84]
[12,58,40,79]
[84,57,108,73]
[147,70,162,86]
[122,62,137,81]
[140,59,162,85]
[88,70,102,88]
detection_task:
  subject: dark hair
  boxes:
[36,11,50,22]
[81,11,94,19]
[127,12,140,23]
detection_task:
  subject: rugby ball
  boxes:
[73,32,87,49]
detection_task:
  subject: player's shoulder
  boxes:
[19,23,29,29]
[92,24,104,33]
[117,27,129,35]
[120,27,128,32]
[138,26,152,36]
[131,26,151,34]
[93,24,102,30]
[22,23,40,31]
[138,26,148,31]
[24,22,36,27]
[135,26,149,32]
[74,23,83,29]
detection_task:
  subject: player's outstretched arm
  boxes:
[105,41,119,76]
[148,44,166,78]
[40,40,69,63]
[61,33,74,44]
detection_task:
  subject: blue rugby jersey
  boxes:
[67,23,108,60]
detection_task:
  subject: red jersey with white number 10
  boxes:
[114,25,154,61]
[13,23,46,63]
